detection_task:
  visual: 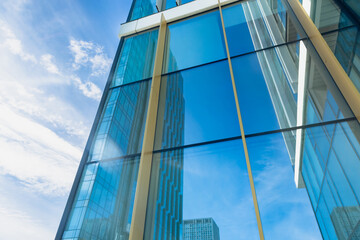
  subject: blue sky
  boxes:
[0,0,324,239]
[0,0,131,238]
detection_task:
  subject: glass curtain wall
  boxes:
[61,29,158,240]
[305,0,360,92]
[143,0,360,239]
[59,0,360,239]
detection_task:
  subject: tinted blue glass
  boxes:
[89,80,151,162]
[165,0,177,10]
[331,121,360,201]
[308,0,354,33]
[324,27,360,93]
[163,10,226,73]
[154,60,240,149]
[223,0,306,56]
[63,157,140,240]
[232,40,354,135]
[317,195,338,239]
[246,132,322,239]
[343,0,360,19]
[128,0,157,21]
[301,120,360,240]
[112,30,158,87]
[232,52,280,134]
[145,140,259,240]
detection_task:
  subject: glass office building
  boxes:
[57,0,360,239]
[183,218,220,240]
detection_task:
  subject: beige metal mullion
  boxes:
[217,1,265,239]
[286,0,360,122]
[129,14,167,240]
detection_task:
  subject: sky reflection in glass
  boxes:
[163,10,226,73]
[155,60,240,149]
[246,132,322,239]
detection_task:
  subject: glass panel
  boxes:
[223,0,306,57]
[323,27,360,92]
[154,60,240,150]
[112,30,158,87]
[231,39,354,137]
[62,157,140,240]
[88,80,151,162]
[128,0,157,21]
[246,132,322,239]
[342,0,360,20]
[144,139,259,240]
[301,120,360,240]
[163,10,226,73]
[307,0,355,33]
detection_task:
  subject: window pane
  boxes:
[307,0,355,33]
[232,39,355,137]
[301,120,360,240]
[223,0,306,56]
[155,60,240,150]
[88,80,151,162]
[112,30,158,87]
[128,0,157,21]
[324,27,360,92]
[246,132,322,239]
[63,157,140,240]
[145,140,259,240]
[163,10,226,73]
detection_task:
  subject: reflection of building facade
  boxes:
[242,1,360,239]
[183,218,220,240]
[57,0,360,239]
[331,206,360,240]
[145,71,185,239]
[58,27,156,239]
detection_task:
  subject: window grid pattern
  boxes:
[59,0,360,239]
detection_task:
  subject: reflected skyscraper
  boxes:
[331,206,360,240]
[57,0,360,239]
[183,218,220,240]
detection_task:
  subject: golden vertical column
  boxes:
[129,14,167,240]
[217,1,265,239]
[286,0,360,121]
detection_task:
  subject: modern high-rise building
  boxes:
[183,218,220,240]
[56,0,360,239]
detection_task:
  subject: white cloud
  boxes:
[0,20,36,63]
[69,39,111,76]
[71,75,102,101]
[0,104,81,196]
[90,52,112,76]
[0,207,53,240]
[0,81,89,141]
[69,39,93,68]
[40,54,60,74]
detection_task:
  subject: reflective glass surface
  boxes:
[128,0,157,21]
[223,0,306,57]
[232,40,354,137]
[246,132,322,239]
[88,80,151,162]
[127,0,195,21]
[301,120,360,240]
[307,0,355,33]
[155,60,240,150]
[112,30,158,87]
[163,10,226,73]
[145,140,259,240]
[324,27,360,92]
[62,156,140,240]
[342,0,360,19]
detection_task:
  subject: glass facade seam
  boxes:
[217,0,265,239]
